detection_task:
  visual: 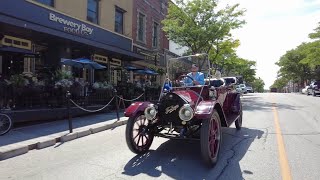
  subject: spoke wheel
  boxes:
[200,110,221,167]
[125,113,154,154]
[0,114,12,136]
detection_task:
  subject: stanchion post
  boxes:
[66,91,73,133]
[114,89,120,121]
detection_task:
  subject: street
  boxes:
[1,93,320,180]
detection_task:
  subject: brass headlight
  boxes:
[179,104,194,121]
[144,104,157,120]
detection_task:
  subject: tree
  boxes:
[252,77,265,93]
[276,43,313,87]
[162,0,246,54]
[270,77,289,90]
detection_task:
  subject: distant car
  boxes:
[302,86,309,94]
[246,86,254,93]
[239,84,247,94]
[307,81,320,96]
[235,85,242,93]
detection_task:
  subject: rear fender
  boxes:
[124,101,152,117]
[195,100,227,127]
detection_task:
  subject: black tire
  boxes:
[235,103,243,130]
[125,112,154,154]
[0,113,12,136]
[200,110,222,167]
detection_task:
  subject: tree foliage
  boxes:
[162,0,246,54]
[270,77,289,90]
[274,22,320,89]
[252,77,265,93]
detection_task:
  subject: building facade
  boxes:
[130,0,172,84]
[0,0,143,85]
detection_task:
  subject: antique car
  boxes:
[124,54,243,167]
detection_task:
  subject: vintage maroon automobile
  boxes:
[124,54,243,167]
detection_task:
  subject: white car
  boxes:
[302,86,309,94]
[239,84,247,94]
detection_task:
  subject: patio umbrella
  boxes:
[135,69,158,75]
[61,58,106,70]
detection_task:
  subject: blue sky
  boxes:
[224,0,320,88]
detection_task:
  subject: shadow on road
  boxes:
[242,94,302,112]
[122,127,264,180]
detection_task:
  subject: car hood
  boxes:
[173,90,200,106]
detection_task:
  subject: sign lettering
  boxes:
[49,13,93,36]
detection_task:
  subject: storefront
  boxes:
[0,0,143,85]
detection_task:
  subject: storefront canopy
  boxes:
[0,46,39,56]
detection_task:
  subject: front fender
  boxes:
[124,101,152,117]
[195,100,225,120]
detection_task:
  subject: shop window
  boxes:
[87,0,99,24]
[110,66,121,85]
[34,0,54,7]
[13,40,21,46]
[137,12,146,42]
[93,54,107,64]
[23,57,35,73]
[110,59,121,67]
[152,22,159,48]
[115,7,125,34]
[2,35,31,50]
[4,38,12,44]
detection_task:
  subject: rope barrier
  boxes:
[116,93,144,102]
[69,97,115,113]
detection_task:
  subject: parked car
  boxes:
[239,84,247,94]
[302,86,309,94]
[246,86,254,93]
[307,81,320,96]
[124,55,243,167]
[235,85,242,94]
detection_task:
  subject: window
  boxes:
[34,0,54,7]
[23,57,35,73]
[115,7,125,34]
[87,0,99,24]
[152,22,159,48]
[2,35,31,50]
[137,13,146,42]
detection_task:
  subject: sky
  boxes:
[221,0,320,88]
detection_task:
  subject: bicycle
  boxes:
[0,111,12,135]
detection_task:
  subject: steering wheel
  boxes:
[176,75,194,86]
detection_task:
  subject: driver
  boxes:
[184,64,205,86]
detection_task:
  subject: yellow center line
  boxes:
[272,98,292,180]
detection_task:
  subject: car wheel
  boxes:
[235,103,243,130]
[125,112,154,154]
[200,110,222,167]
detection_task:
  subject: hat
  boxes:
[191,64,198,68]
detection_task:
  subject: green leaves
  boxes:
[252,77,265,93]
[162,0,246,54]
[273,22,320,89]
[162,0,257,84]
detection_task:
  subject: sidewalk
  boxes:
[0,111,128,161]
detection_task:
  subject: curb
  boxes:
[0,119,128,161]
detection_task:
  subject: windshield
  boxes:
[166,54,210,87]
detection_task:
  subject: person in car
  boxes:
[184,64,205,86]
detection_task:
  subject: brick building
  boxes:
[130,0,173,84]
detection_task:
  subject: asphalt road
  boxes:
[1,93,320,180]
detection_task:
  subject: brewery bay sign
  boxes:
[49,13,93,36]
